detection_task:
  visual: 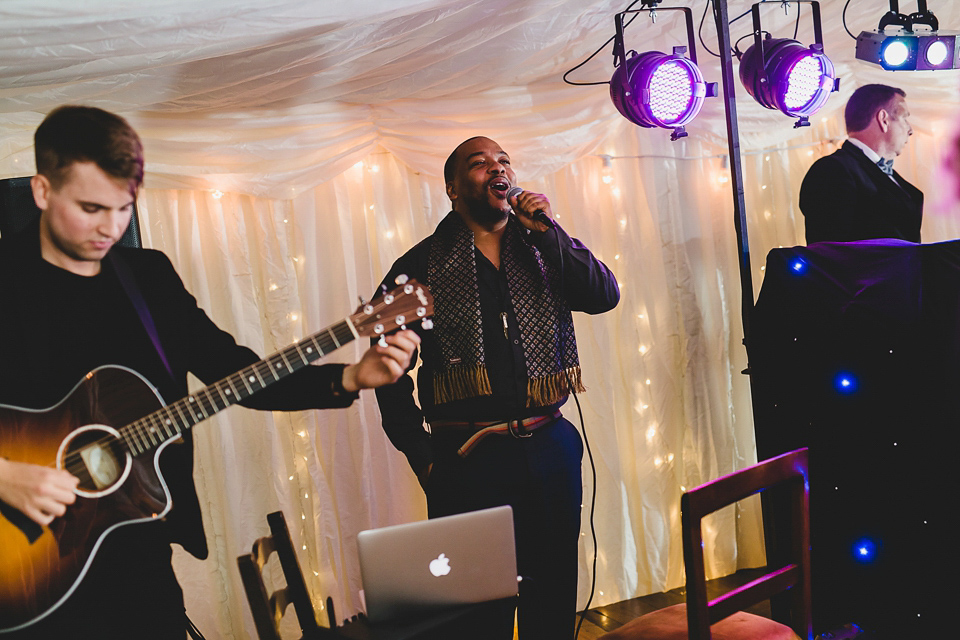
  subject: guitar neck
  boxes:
[118,319,358,456]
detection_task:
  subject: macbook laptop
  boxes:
[356,505,519,624]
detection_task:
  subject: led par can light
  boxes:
[610,48,708,130]
[607,5,717,140]
[739,37,836,119]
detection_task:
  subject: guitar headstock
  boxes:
[350,276,434,338]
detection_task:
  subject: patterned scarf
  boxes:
[427,211,584,407]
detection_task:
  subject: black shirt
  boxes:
[374,214,619,473]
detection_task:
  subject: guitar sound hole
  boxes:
[58,425,131,497]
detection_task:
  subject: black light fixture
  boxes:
[609,0,718,141]
[738,1,839,128]
[855,0,959,70]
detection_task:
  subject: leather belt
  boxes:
[430,411,562,457]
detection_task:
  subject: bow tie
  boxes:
[877,158,894,175]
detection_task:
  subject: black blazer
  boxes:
[799,140,923,244]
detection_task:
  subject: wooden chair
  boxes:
[237,510,340,639]
[599,448,812,640]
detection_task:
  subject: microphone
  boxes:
[506,186,553,228]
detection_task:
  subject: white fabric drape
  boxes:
[3,1,960,638]
[135,111,955,637]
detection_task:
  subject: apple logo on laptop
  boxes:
[429,553,451,577]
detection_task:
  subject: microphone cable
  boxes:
[545,219,599,640]
[512,194,600,638]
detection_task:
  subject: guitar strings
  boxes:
[41,289,425,485]
[47,319,354,476]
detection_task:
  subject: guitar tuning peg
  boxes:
[421,318,434,330]
[358,295,367,306]
[380,284,388,295]
[394,274,409,285]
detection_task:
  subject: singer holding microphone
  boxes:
[373,136,619,639]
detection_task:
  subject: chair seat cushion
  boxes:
[598,603,800,640]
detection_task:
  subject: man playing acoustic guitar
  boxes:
[0,106,419,638]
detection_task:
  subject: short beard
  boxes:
[464,201,509,227]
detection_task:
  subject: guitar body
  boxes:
[0,366,172,632]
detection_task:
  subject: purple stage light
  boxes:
[924,40,949,66]
[918,34,959,70]
[740,37,836,121]
[610,48,709,139]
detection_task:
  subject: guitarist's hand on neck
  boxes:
[0,458,79,526]
[341,329,420,392]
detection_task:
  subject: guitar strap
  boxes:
[109,252,207,639]
[108,251,176,382]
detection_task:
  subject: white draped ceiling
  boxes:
[3,1,960,638]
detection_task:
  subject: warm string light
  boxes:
[600,154,614,186]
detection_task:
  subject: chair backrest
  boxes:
[681,448,811,640]
[237,510,339,640]
[0,176,142,247]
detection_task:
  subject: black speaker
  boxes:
[0,176,142,248]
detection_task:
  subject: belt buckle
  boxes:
[508,418,533,438]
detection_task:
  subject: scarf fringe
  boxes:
[433,364,493,405]
[526,366,585,407]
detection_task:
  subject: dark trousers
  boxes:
[426,417,583,640]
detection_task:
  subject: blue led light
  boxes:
[835,372,858,393]
[790,258,808,274]
[853,538,877,563]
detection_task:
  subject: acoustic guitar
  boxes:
[0,276,432,633]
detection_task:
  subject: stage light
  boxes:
[611,50,709,133]
[790,257,808,274]
[834,372,858,393]
[855,1,960,71]
[853,537,878,563]
[883,38,912,67]
[925,39,949,65]
[738,2,838,127]
[857,30,959,70]
[609,3,717,141]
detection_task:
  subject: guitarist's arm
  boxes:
[140,249,418,410]
[0,457,78,526]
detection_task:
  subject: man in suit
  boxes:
[800,84,922,244]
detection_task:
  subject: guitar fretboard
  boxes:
[118,320,357,455]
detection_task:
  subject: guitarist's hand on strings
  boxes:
[0,458,78,526]
[342,329,420,392]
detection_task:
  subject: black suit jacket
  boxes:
[799,140,923,244]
